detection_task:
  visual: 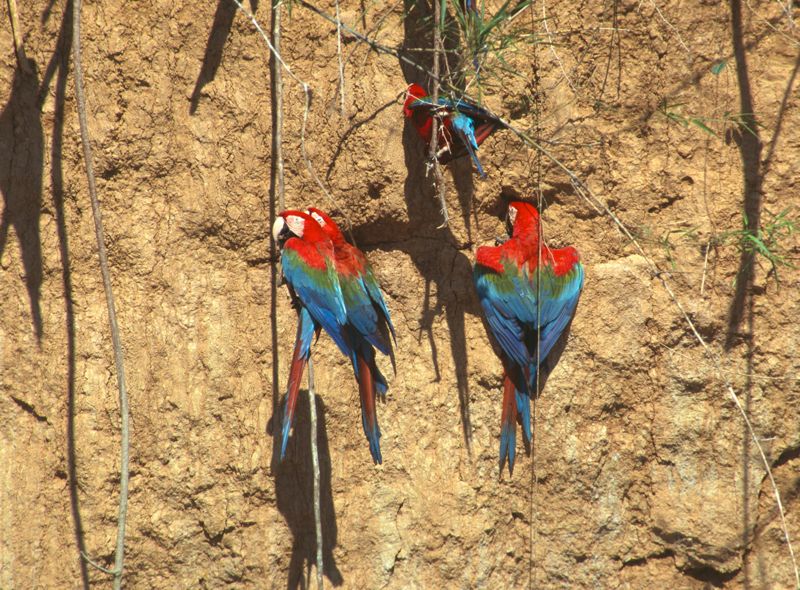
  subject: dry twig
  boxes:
[231,0,354,238]
[430,0,449,227]
[72,0,130,587]
[335,0,345,115]
[307,358,324,590]
[6,0,31,73]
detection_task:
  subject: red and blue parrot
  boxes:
[273,209,395,464]
[473,202,584,474]
[403,83,506,178]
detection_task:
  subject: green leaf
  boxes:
[688,117,718,137]
[711,60,726,75]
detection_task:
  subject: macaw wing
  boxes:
[452,99,504,126]
[339,271,389,355]
[475,259,582,366]
[474,263,532,370]
[361,266,397,344]
[474,120,502,146]
[407,96,448,116]
[281,245,351,357]
[362,271,394,336]
[410,95,503,124]
[450,114,486,177]
[534,262,584,363]
[440,119,502,165]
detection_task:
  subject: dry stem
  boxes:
[6,0,31,73]
[430,0,449,227]
[72,0,130,587]
[307,358,324,590]
[236,3,325,586]
[335,0,345,115]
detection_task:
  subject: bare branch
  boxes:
[71,0,130,588]
[335,0,345,116]
[430,0,449,227]
[6,0,32,73]
[307,358,324,590]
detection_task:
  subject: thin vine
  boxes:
[71,0,130,587]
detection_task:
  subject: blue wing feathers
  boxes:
[282,248,352,357]
[281,236,395,464]
[475,253,583,473]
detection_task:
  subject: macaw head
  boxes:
[272,210,326,247]
[403,83,428,118]
[506,201,540,237]
[305,207,343,244]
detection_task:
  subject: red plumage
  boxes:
[403,83,505,169]
[403,83,454,150]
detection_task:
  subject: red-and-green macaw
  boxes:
[306,208,396,460]
[273,209,394,464]
[402,83,506,177]
[473,202,584,474]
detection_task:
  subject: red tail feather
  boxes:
[280,323,309,458]
[499,369,518,474]
[357,351,382,463]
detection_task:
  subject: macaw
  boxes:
[473,202,584,474]
[273,209,394,464]
[402,83,505,178]
[305,207,397,462]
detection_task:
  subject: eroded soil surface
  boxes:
[1,0,799,587]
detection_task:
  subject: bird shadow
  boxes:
[271,393,343,589]
[21,1,90,587]
[0,53,44,342]
[190,0,259,114]
[388,0,483,458]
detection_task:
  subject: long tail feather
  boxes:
[281,330,308,459]
[280,308,316,460]
[356,349,383,464]
[499,370,517,475]
[517,365,532,444]
[516,389,531,445]
[457,128,486,178]
[348,337,389,398]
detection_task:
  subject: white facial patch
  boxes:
[285,214,306,238]
[309,211,326,227]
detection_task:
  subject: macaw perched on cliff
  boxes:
[403,83,506,177]
[305,207,397,461]
[273,209,394,464]
[473,202,584,474]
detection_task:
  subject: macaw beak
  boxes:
[272,217,290,247]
